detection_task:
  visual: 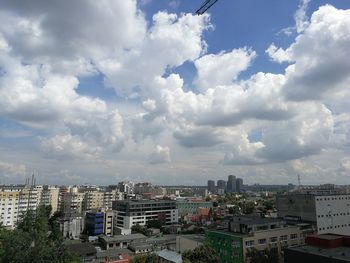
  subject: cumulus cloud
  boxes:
[40,133,102,160]
[0,160,27,178]
[0,0,349,184]
[148,145,171,164]
[194,48,256,92]
[272,6,350,101]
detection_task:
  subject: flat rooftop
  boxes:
[99,234,146,242]
[287,245,350,261]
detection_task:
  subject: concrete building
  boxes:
[176,235,204,253]
[285,234,350,263]
[39,185,59,214]
[207,216,312,263]
[84,191,104,211]
[0,186,41,229]
[277,193,350,235]
[104,210,114,236]
[236,178,243,193]
[112,200,178,231]
[103,189,123,210]
[217,180,227,195]
[99,234,147,250]
[227,175,237,193]
[155,249,183,263]
[60,214,84,239]
[207,180,216,193]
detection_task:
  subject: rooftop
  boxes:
[287,245,350,261]
[155,249,183,263]
[99,234,146,243]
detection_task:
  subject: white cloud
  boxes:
[148,145,171,164]
[194,48,256,92]
[40,133,101,160]
[0,160,27,178]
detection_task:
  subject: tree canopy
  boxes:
[0,205,80,263]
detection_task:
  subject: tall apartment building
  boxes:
[112,200,178,231]
[84,191,104,211]
[277,193,350,235]
[0,186,40,229]
[227,175,237,193]
[207,180,216,193]
[217,180,227,195]
[39,185,59,214]
[236,178,243,193]
[103,189,123,210]
[207,216,312,263]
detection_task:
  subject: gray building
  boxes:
[217,180,226,194]
[227,175,237,193]
[207,180,215,193]
[236,178,243,193]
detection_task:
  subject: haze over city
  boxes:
[0,0,349,186]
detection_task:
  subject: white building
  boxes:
[277,193,350,235]
[112,200,178,231]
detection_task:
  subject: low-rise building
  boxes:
[99,234,147,250]
[176,199,213,217]
[176,235,205,253]
[206,216,312,263]
[284,234,350,263]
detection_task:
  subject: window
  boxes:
[258,239,266,245]
[280,235,287,241]
[245,240,254,247]
[270,237,278,243]
[290,234,298,239]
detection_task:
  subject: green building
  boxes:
[176,200,213,216]
[206,230,244,263]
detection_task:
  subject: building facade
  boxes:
[112,200,178,231]
[277,194,350,235]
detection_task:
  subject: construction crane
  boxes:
[196,0,219,15]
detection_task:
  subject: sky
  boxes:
[0,0,349,186]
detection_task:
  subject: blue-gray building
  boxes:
[85,212,104,236]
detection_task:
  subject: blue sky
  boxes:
[0,0,349,186]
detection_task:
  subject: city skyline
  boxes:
[0,0,350,186]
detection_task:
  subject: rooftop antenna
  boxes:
[196,0,219,15]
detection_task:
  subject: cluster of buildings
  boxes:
[207,175,244,195]
[2,176,350,263]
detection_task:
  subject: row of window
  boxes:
[318,212,350,217]
[319,224,350,231]
[317,197,350,201]
[246,234,299,247]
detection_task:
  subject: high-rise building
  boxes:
[207,180,215,193]
[236,178,243,193]
[217,180,227,191]
[227,175,237,193]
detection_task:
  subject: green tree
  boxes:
[131,223,149,236]
[182,244,219,263]
[0,205,80,263]
[132,253,158,263]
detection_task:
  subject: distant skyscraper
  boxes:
[236,178,243,193]
[207,180,215,193]
[227,175,237,193]
[217,180,226,190]
[217,180,226,195]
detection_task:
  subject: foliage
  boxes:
[182,244,220,263]
[146,220,162,229]
[132,253,158,263]
[0,205,80,263]
[131,224,149,236]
